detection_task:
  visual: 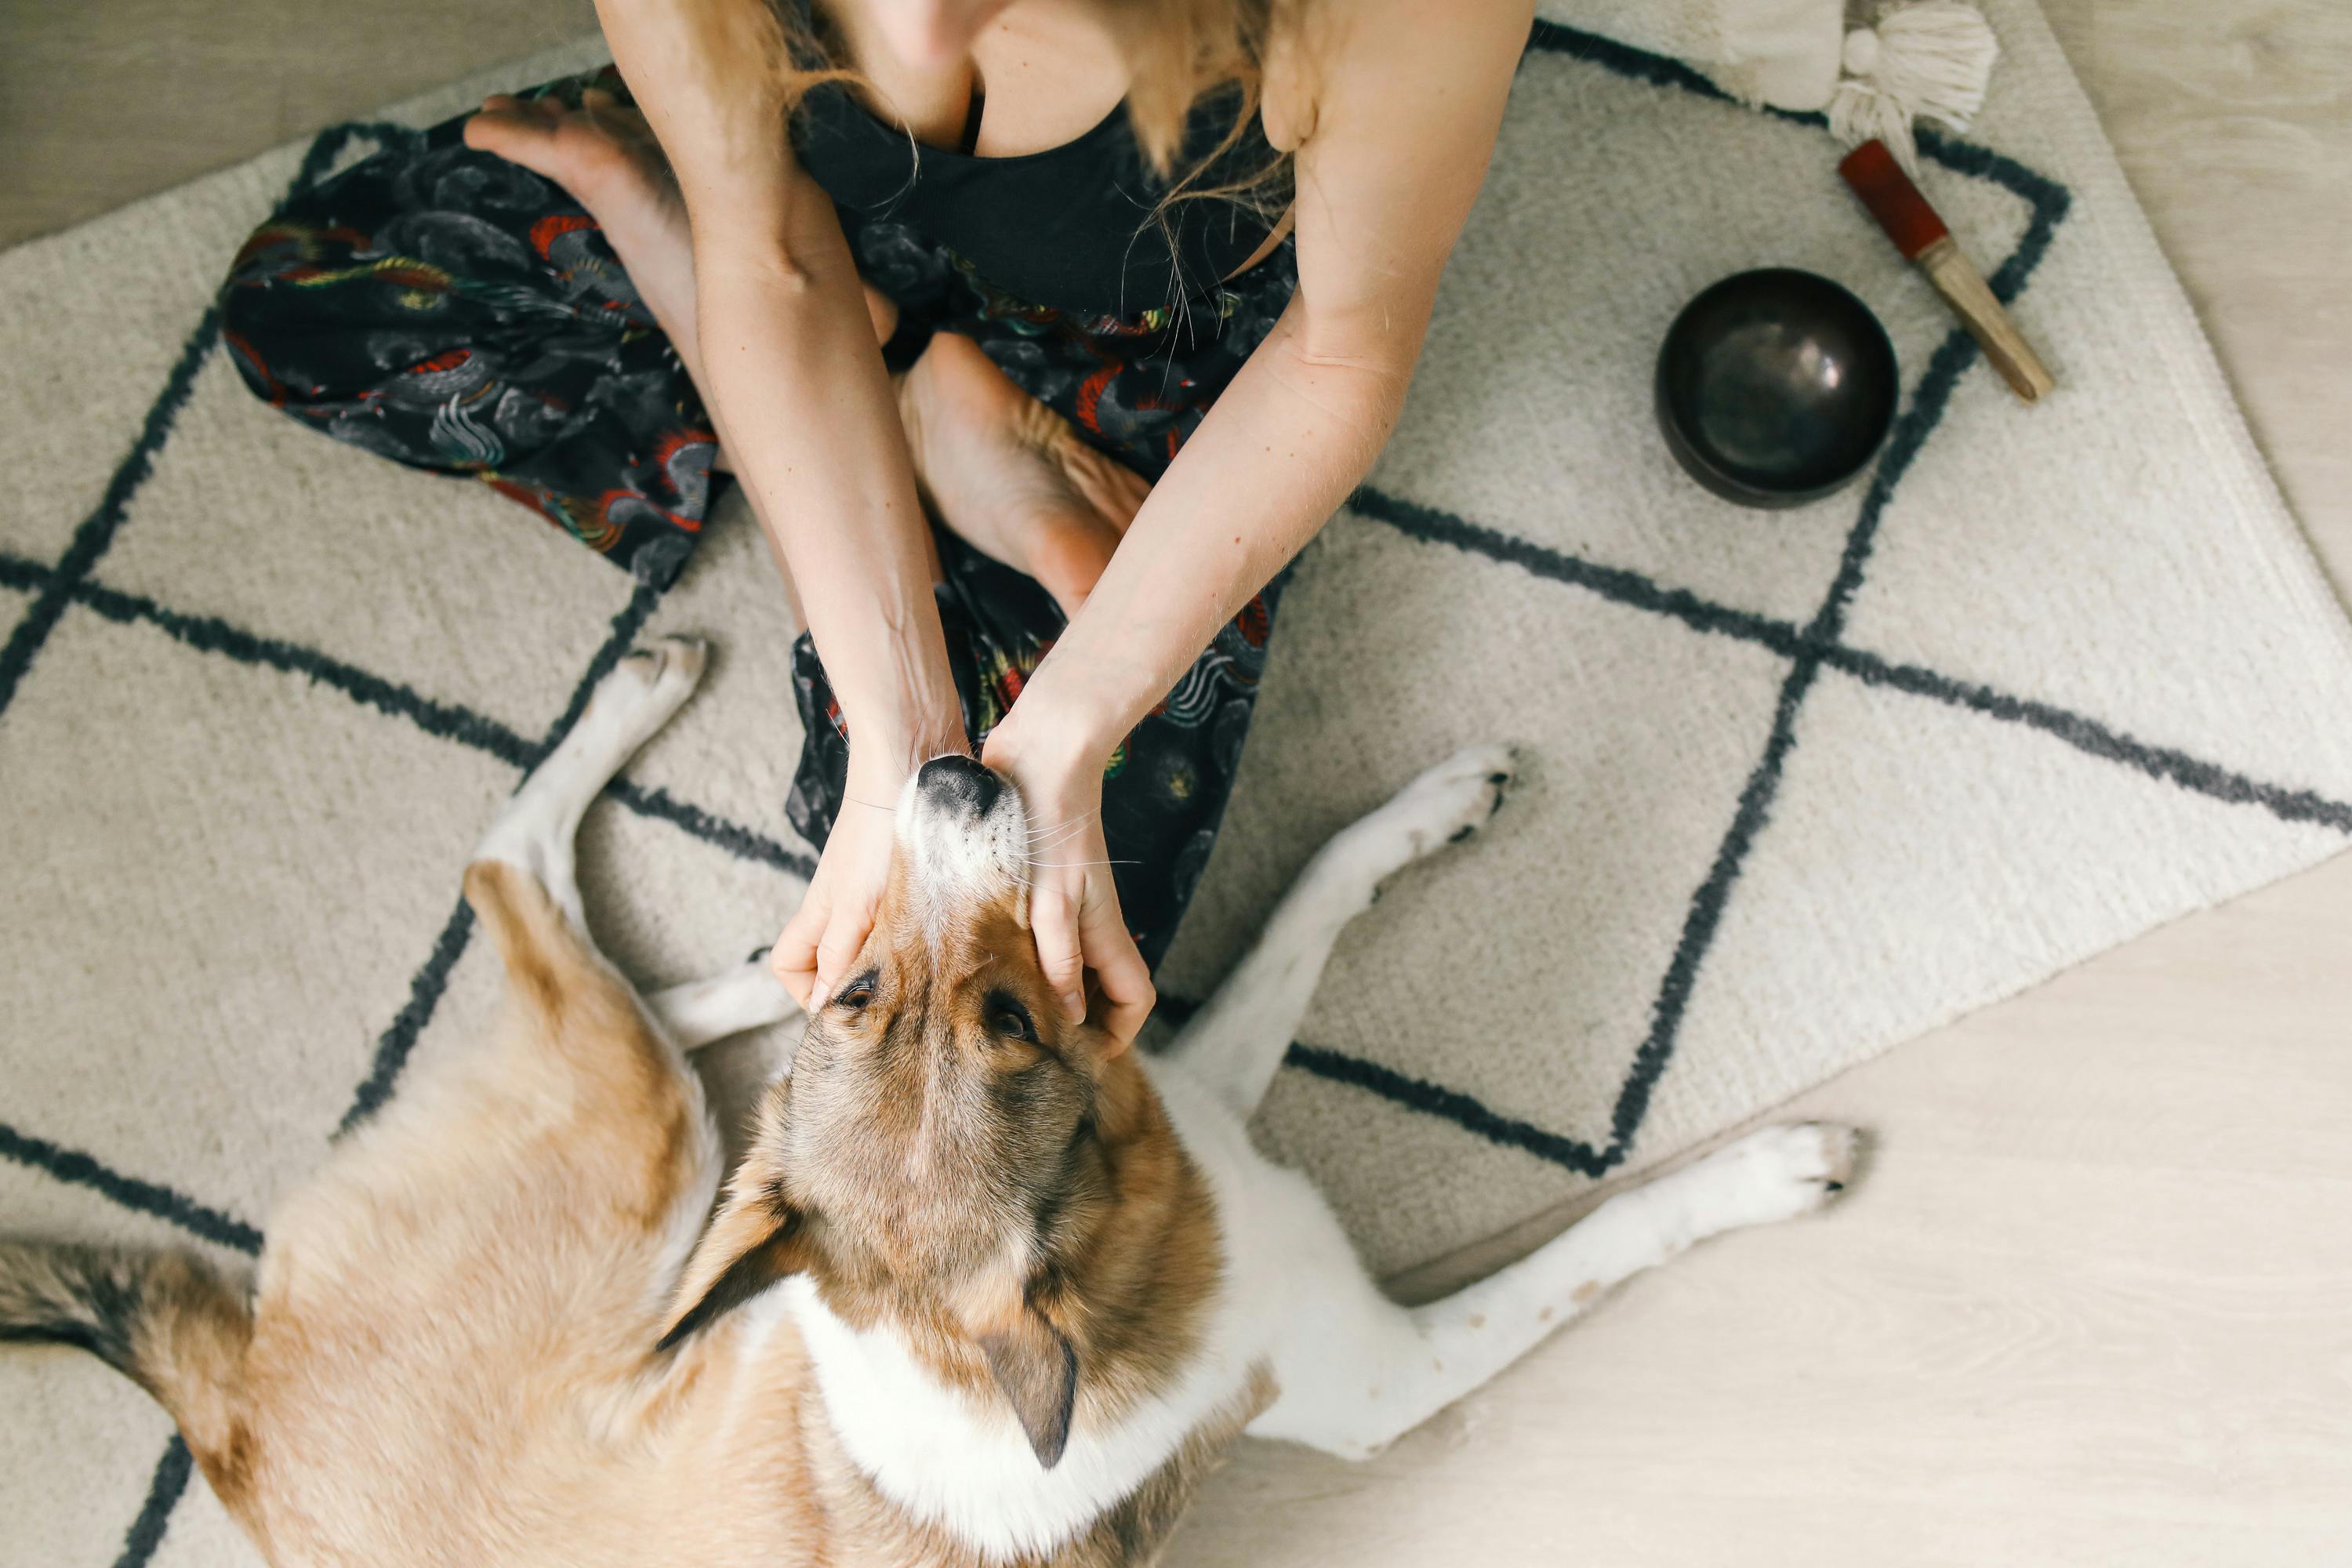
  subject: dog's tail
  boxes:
[1,1240,252,1472]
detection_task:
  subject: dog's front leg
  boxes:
[645,959,801,1052]
[1253,1123,1855,1459]
[1167,746,1514,1119]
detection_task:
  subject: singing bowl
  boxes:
[1655,268,1899,508]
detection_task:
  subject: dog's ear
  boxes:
[658,1178,813,1352]
[978,1301,1079,1469]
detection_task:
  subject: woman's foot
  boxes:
[465,89,705,361]
[897,332,1152,617]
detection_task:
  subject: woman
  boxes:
[220,0,1533,1046]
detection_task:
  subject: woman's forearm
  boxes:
[688,199,964,774]
[604,0,967,773]
[1007,297,1416,766]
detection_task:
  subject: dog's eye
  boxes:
[988,993,1036,1043]
[833,971,878,1011]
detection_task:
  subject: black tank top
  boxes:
[793,78,1283,321]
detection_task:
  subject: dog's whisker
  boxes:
[844,794,896,812]
[1025,824,1094,855]
[1025,807,1099,831]
[1022,824,1098,858]
[1021,818,1101,851]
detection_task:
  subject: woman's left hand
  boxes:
[982,716,1155,1051]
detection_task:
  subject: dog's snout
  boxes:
[917,754,1002,816]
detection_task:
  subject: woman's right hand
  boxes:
[771,750,917,1011]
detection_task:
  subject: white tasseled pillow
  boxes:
[1538,0,2000,172]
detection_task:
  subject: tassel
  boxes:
[1829,1,2001,175]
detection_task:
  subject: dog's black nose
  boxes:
[916,754,1002,816]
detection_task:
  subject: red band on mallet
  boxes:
[1839,139,1950,261]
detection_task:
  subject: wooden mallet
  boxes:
[1839,138,2056,404]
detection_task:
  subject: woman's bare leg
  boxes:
[464,90,1147,618]
[895,332,1150,616]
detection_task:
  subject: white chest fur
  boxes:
[786,1060,1302,1562]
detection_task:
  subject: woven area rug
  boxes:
[8,2,2352,1561]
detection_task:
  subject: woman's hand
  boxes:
[982,716,1156,1051]
[771,746,938,1012]
[770,811,888,1015]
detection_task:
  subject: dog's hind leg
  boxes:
[1254,1123,1857,1458]
[473,636,706,931]
[461,637,722,1156]
[646,958,801,1052]
[1166,745,1514,1119]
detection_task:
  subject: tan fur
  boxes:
[8,838,1246,1566]
[205,861,829,1566]
[143,1255,257,1501]
[668,827,1228,1447]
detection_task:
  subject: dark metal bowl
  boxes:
[1655,268,1899,508]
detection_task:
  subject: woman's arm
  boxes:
[983,0,1536,1034]
[594,0,965,1004]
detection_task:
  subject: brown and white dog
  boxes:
[1,638,1857,1566]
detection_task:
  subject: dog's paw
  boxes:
[1296,746,1515,925]
[612,635,708,704]
[1355,743,1516,864]
[1665,1122,1860,1237]
[582,635,708,738]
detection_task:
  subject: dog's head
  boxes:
[661,756,1212,1468]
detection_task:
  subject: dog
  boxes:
[1,637,1856,1565]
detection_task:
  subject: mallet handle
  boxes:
[1915,236,2056,404]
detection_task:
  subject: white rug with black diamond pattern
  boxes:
[8,2,2352,1561]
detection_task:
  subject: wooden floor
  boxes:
[4,2,2347,1562]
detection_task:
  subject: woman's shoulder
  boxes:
[1263,0,1532,154]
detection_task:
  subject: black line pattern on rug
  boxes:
[1297,26,2082,1178]
[337,583,670,1131]
[1347,488,1808,655]
[0,303,222,721]
[1149,993,1616,1174]
[0,547,819,875]
[1251,25,2078,1175]
[607,779,818,877]
[0,1121,264,1256]
[1339,325,2045,1177]
[1818,648,2352,832]
[337,896,479,1134]
[0,549,536,763]
[1352,487,2352,838]
[1589,332,1997,1170]
[111,1438,192,1568]
[0,121,413,732]
[1281,1044,1614,1171]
